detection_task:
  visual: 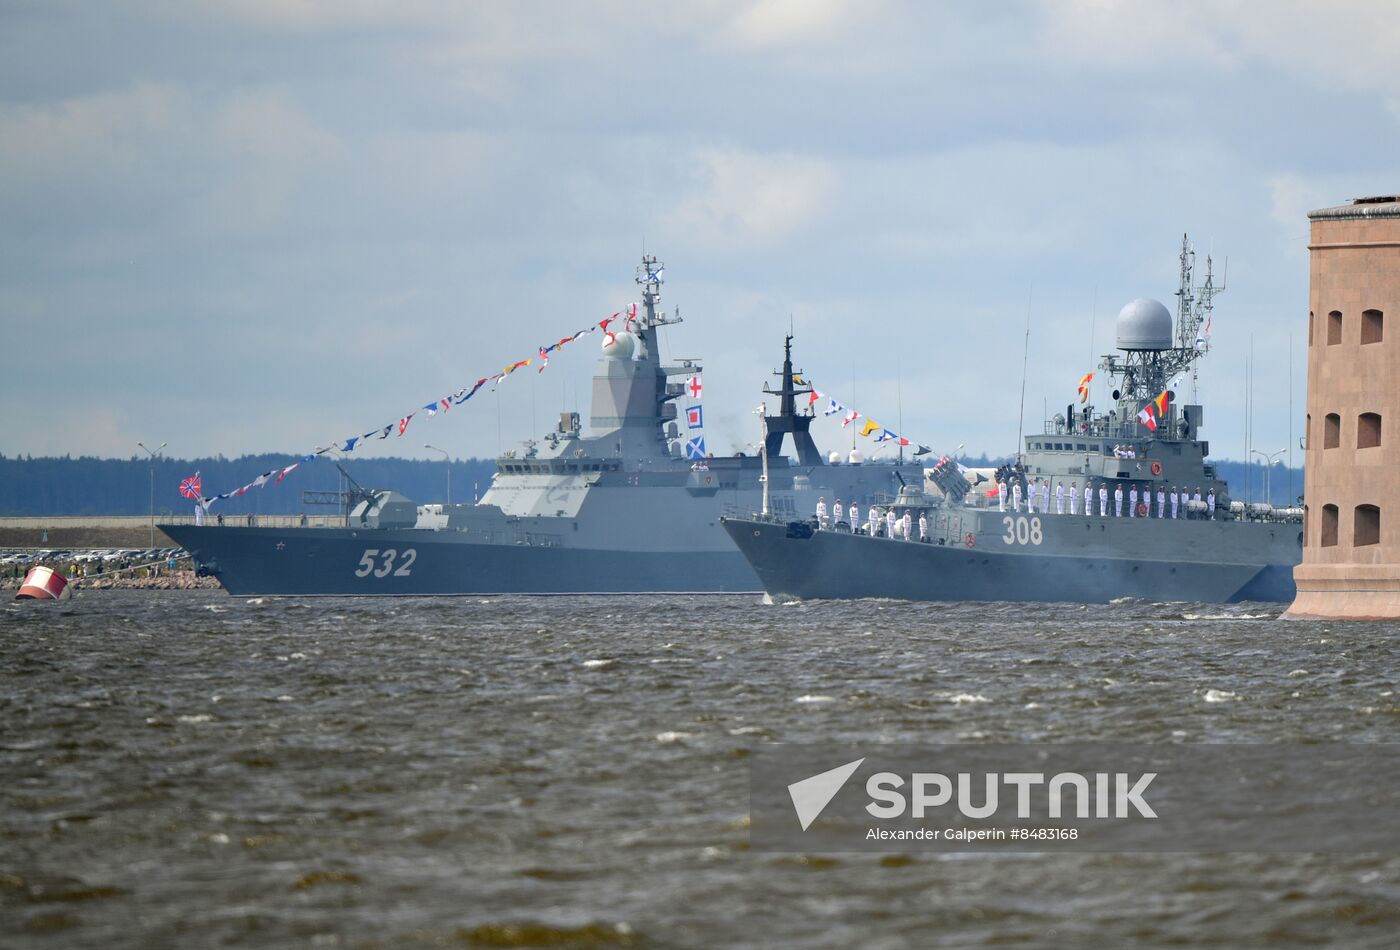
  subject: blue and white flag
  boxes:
[686,404,704,429]
[685,436,707,460]
[823,397,844,416]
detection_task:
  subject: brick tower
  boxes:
[1289,196,1400,619]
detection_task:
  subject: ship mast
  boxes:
[761,334,824,465]
[633,255,681,362]
[1098,233,1224,408]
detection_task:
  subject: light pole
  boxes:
[137,441,166,548]
[1250,448,1286,505]
[424,444,451,505]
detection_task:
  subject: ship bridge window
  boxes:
[1362,309,1384,345]
[1355,504,1380,546]
[1321,504,1339,547]
[1359,412,1382,449]
[1324,413,1341,449]
[1327,310,1343,345]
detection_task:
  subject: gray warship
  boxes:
[721,239,1303,604]
[162,258,927,595]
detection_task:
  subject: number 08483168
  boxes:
[1000,516,1043,546]
[354,548,417,578]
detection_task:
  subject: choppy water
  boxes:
[2,592,1398,949]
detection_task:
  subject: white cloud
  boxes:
[664,147,837,249]
[725,0,858,49]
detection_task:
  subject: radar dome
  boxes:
[601,330,635,359]
[828,451,843,465]
[1115,298,1173,350]
[848,449,865,465]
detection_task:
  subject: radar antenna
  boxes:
[1099,233,1225,404]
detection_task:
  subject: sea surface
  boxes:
[2,592,1398,949]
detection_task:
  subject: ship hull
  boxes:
[721,514,1300,604]
[161,524,760,596]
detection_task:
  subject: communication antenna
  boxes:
[1015,285,1033,461]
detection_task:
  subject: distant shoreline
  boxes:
[3,570,222,592]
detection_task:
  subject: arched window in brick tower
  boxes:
[1362,309,1384,345]
[1309,311,1315,346]
[1355,505,1381,547]
[1359,412,1382,449]
[1321,504,1339,547]
[1327,310,1343,345]
[1324,413,1341,449]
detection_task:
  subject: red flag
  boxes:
[179,473,202,500]
[1137,404,1157,432]
[398,414,414,436]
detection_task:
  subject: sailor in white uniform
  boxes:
[997,481,1008,512]
[832,499,843,527]
[1041,481,1050,514]
[1026,479,1037,514]
[1114,484,1124,517]
[1055,481,1065,515]
[1207,488,1216,520]
[902,510,913,541]
[849,502,860,534]
[1098,483,1108,517]
[1012,481,1023,512]
[1129,484,1139,518]
[1085,482,1094,517]
[886,508,897,538]
[816,497,828,530]
[1156,486,1166,518]
[1068,480,1078,515]
[918,512,928,541]
[1170,487,1180,519]
[869,507,881,537]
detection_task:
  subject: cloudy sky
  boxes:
[3,0,1397,481]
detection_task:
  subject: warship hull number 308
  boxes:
[722,238,1302,604]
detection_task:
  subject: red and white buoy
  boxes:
[16,565,72,601]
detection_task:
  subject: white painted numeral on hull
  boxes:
[1001,516,1043,546]
[354,548,417,578]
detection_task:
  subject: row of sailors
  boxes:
[812,482,1219,537]
[813,499,930,540]
[996,480,1216,519]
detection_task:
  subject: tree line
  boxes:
[0,453,1302,516]
[0,454,497,516]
